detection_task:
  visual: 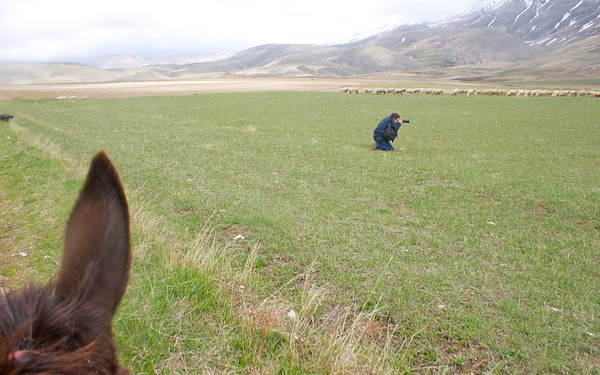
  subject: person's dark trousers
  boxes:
[373,135,394,151]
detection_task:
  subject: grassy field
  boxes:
[1,91,598,373]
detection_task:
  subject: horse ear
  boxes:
[55,151,131,314]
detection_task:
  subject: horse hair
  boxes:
[0,151,132,374]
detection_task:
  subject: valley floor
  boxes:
[0,78,355,100]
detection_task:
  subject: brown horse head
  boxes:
[0,151,132,374]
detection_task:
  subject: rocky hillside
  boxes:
[193,0,600,79]
[437,0,600,49]
[1,0,599,84]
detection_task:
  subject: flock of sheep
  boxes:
[340,87,600,97]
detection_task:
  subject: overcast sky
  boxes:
[0,0,477,63]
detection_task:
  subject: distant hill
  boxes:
[86,55,149,70]
[1,0,598,85]
[0,62,117,84]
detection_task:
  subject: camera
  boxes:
[402,118,410,123]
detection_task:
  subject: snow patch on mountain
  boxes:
[434,0,599,51]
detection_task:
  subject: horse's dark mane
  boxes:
[0,151,131,374]
[0,284,117,374]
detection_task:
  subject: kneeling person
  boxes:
[373,112,402,151]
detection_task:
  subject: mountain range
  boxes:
[1,0,599,85]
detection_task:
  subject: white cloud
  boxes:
[0,0,475,62]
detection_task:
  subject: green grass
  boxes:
[1,92,599,373]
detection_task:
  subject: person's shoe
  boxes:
[372,142,377,150]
